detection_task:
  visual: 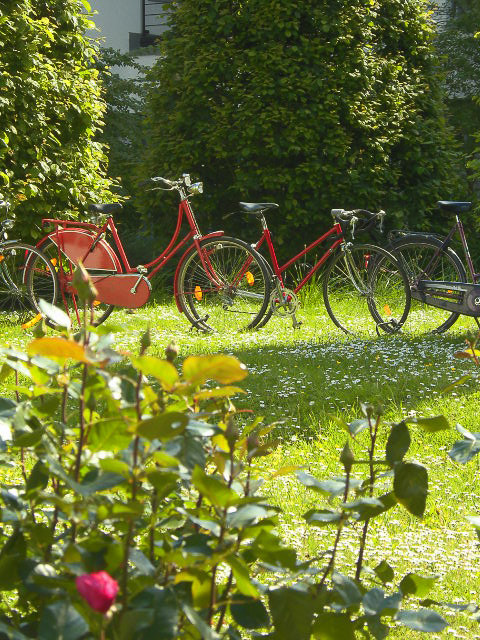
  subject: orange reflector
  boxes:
[245,271,254,286]
[447,290,453,294]
[383,304,392,317]
[50,258,57,267]
[22,313,42,330]
[194,286,203,301]
[0,256,4,263]
[93,300,101,307]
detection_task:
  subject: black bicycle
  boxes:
[0,201,58,327]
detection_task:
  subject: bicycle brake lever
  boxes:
[378,210,385,234]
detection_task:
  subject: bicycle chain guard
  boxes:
[270,288,299,316]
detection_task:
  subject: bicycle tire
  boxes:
[35,237,115,327]
[176,236,271,332]
[389,235,466,334]
[323,244,411,336]
[0,242,58,327]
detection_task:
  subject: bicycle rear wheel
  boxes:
[323,244,410,336]
[390,236,466,334]
[176,236,271,332]
[35,238,115,327]
[0,243,58,327]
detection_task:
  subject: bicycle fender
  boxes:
[173,231,224,312]
[45,229,122,272]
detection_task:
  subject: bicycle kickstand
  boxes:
[291,313,302,329]
[189,314,210,332]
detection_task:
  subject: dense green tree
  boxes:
[435,0,480,168]
[95,48,148,205]
[141,0,462,252]
[0,0,114,238]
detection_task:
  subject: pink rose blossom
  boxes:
[76,571,119,613]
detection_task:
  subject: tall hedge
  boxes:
[0,0,113,238]
[142,0,462,250]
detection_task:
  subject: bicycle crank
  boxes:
[270,288,299,317]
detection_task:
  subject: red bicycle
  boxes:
[236,203,411,335]
[31,175,271,332]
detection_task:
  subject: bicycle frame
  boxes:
[412,215,477,285]
[254,219,345,292]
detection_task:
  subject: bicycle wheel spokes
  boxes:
[177,237,270,332]
[392,239,465,334]
[323,244,410,336]
[0,244,57,326]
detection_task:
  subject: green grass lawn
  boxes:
[2,294,480,638]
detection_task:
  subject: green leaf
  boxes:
[38,601,88,640]
[99,458,131,477]
[296,471,361,497]
[363,588,401,617]
[191,466,239,508]
[0,621,29,639]
[374,560,394,584]
[395,609,447,632]
[268,585,315,640]
[135,412,189,441]
[226,556,259,597]
[407,415,450,432]
[386,421,411,466]
[227,503,274,528]
[194,386,245,400]
[303,509,342,526]
[183,354,248,385]
[312,612,355,639]
[442,375,472,393]
[38,299,71,329]
[347,418,370,436]
[25,461,49,496]
[449,425,480,463]
[393,462,428,517]
[332,571,362,607]
[131,355,179,390]
[230,593,270,629]
[400,573,438,598]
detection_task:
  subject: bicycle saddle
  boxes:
[89,203,123,215]
[437,201,472,214]
[239,202,279,215]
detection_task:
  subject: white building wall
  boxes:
[88,0,142,53]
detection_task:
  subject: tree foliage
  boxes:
[141,0,462,251]
[0,0,114,238]
[95,48,148,210]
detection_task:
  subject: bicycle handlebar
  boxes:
[331,208,385,236]
[139,174,203,196]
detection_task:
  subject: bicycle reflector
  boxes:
[383,304,392,317]
[0,255,4,263]
[245,271,254,286]
[194,286,203,301]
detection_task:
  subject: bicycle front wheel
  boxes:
[323,244,410,336]
[0,243,58,327]
[390,236,466,334]
[35,238,115,327]
[176,237,271,332]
